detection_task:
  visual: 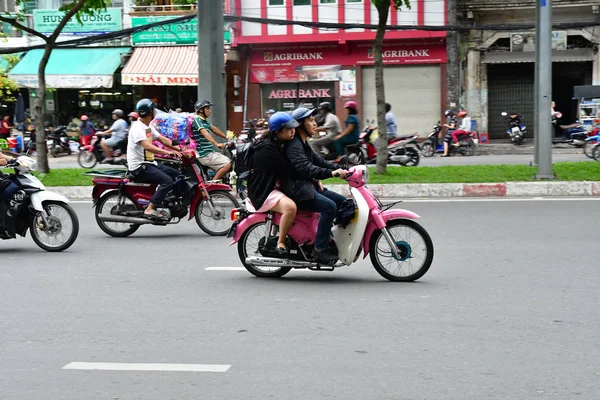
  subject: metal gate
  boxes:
[487,64,535,140]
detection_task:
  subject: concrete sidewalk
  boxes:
[51,181,600,201]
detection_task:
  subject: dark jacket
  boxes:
[248,138,295,210]
[282,134,339,203]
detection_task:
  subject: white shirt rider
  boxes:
[127,119,161,171]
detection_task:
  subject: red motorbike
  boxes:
[88,148,239,237]
[360,120,420,166]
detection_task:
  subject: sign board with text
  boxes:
[33,8,122,36]
[132,16,231,46]
[510,31,567,52]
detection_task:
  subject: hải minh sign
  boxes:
[121,73,198,86]
[132,16,231,46]
[33,8,122,36]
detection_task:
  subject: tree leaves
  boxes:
[371,0,411,11]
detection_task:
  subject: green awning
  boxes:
[8,47,130,89]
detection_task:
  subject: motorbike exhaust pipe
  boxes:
[245,256,344,269]
[97,214,154,225]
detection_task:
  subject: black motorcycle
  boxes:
[46,126,72,158]
[501,112,526,145]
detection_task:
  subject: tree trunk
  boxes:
[34,44,54,173]
[374,1,390,175]
[446,0,460,111]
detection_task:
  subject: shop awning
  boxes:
[482,48,595,64]
[122,46,199,86]
[573,85,600,99]
[8,47,130,89]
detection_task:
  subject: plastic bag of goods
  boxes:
[151,111,197,156]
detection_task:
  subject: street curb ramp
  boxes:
[51,182,600,201]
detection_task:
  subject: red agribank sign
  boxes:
[250,42,446,83]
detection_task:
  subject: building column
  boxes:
[594,32,600,85]
[465,49,483,131]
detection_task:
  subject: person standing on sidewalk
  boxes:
[385,103,398,140]
[0,115,13,141]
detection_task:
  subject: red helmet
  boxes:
[80,115,89,121]
[458,111,467,118]
[128,112,139,119]
[344,101,358,111]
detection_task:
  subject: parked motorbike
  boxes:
[229,165,434,281]
[78,134,127,169]
[592,142,600,161]
[0,156,79,251]
[312,132,365,165]
[89,146,239,237]
[360,120,420,166]
[501,112,526,145]
[420,122,476,157]
[46,126,72,157]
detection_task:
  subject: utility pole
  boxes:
[534,0,554,179]
[446,0,460,110]
[197,0,227,136]
[533,0,541,166]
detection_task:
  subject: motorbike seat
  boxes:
[392,134,415,142]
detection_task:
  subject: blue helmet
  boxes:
[291,107,317,122]
[268,112,299,133]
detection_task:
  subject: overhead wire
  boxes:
[1,11,598,55]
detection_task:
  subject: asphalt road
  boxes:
[1,199,599,399]
[45,152,589,169]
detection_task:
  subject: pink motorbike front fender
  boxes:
[229,213,268,245]
[362,208,420,258]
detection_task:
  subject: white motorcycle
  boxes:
[0,156,79,251]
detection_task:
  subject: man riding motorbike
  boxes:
[284,107,347,263]
[126,99,183,220]
[332,101,361,163]
[192,99,232,182]
[311,102,342,155]
[98,109,128,164]
[247,112,298,255]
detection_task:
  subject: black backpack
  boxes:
[235,142,255,179]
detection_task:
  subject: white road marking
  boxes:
[62,362,231,372]
[205,267,245,271]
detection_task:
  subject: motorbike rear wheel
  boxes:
[238,222,292,278]
[401,147,420,166]
[195,190,240,236]
[30,201,79,252]
[78,150,98,168]
[462,139,476,156]
[369,219,434,282]
[95,191,140,237]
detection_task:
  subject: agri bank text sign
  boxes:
[33,8,122,36]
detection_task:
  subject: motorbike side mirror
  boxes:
[172,139,180,146]
[501,112,508,117]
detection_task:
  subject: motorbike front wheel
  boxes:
[30,201,79,252]
[95,192,141,237]
[401,147,420,166]
[195,190,240,236]
[592,143,600,161]
[369,219,434,282]
[583,139,599,159]
[238,222,292,278]
[420,141,435,158]
[78,150,98,168]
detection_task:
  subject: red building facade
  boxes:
[226,0,448,136]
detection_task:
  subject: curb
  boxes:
[50,182,600,201]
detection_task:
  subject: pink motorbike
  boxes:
[228,165,434,281]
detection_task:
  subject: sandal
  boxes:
[144,210,167,220]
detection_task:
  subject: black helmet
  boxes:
[195,99,213,113]
[136,99,156,118]
[318,102,332,112]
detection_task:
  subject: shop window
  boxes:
[320,0,336,3]
[293,0,311,5]
[262,82,336,115]
[0,0,15,12]
[268,0,284,5]
[346,0,362,2]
